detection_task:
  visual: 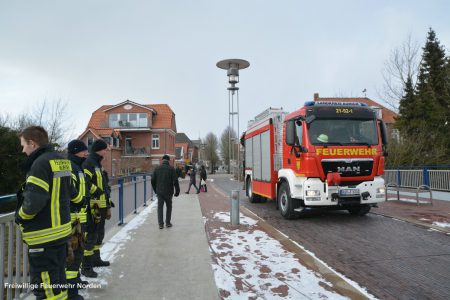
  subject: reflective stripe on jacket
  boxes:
[18,149,72,248]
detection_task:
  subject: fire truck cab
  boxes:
[244,101,388,219]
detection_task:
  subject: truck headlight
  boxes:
[306,190,320,196]
[376,187,385,194]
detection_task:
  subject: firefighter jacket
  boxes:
[82,152,111,209]
[151,160,180,198]
[68,153,89,224]
[15,145,73,248]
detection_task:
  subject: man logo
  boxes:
[337,166,360,173]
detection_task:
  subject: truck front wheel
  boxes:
[348,204,371,216]
[278,182,297,219]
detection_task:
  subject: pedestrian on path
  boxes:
[185,166,200,194]
[199,165,207,192]
[151,155,180,229]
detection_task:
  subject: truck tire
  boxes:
[348,204,371,216]
[278,182,297,219]
[247,177,260,203]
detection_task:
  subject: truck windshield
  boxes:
[308,119,378,146]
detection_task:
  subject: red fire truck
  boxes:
[244,101,388,219]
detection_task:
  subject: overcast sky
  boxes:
[1,1,449,142]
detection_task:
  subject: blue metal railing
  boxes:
[385,167,450,192]
[104,174,152,229]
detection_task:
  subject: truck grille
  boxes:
[321,159,373,177]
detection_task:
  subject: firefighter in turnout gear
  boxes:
[66,140,90,300]
[81,139,112,278]
[16,126,73,300]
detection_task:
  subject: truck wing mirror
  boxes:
[379,121,388,145]
[379,121,388,156]
[285,119,296,146]
[306,115,316,124]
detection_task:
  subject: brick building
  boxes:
[313,93,398,139]
[175,133,198,167]
[79,100,177,176]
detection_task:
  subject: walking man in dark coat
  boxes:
[151,155,180,229]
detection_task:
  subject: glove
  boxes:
[91,205,101,224]
[66,240,75,263]
[174,191,180,197]
[106,208,112,220]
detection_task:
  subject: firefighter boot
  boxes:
[93,250,110,267]
[81,267,98,278]
[69,294,84,300]
[75,276,89,289]
[68,284,84,300]
[81,255,98,278]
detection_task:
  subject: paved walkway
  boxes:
[81,193,219,300]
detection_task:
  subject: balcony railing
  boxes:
[123,146,151,156]
[109,120,151,129]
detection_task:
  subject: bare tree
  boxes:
[9,98,74,149]
[379,34,421,111]
[0,112,10,127]
[204,132,219,174]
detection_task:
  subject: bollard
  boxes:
[118,178,124,225]
[143,175,147,206]
[230,190,240,225]
[134,176,137,214]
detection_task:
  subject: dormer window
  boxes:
[109,113,148,128]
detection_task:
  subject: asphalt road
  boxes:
[211,174,450,300]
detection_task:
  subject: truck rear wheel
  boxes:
[348,205,371,216]
[247,177,261,203]
[278,182,297,219]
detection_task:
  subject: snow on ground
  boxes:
[386,197,432,204]
[213,211,257,226]
[80,199,158,298]
[432,221,450,229]
[209,212,376,300]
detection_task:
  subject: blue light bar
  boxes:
[306,101,368,107]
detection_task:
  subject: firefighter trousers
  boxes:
[83,207,107,267]
[93,208,107,262]
[66,229,84,298]
[82,215,98,269]
[29,243,68,299]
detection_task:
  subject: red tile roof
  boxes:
[313,95,398,124]
[84,101,175,135]
[145,104,175,129]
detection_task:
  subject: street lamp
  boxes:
[216,59,250,180]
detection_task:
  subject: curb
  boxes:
[370,212,450,235]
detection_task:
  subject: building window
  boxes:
[102,137,112,145]
[109,113,148,128]
[87,137,94,146]
[138,113,147,127]
[114,137,120,148]
[152,134,160,149]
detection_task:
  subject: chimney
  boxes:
[313,93,319,101]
